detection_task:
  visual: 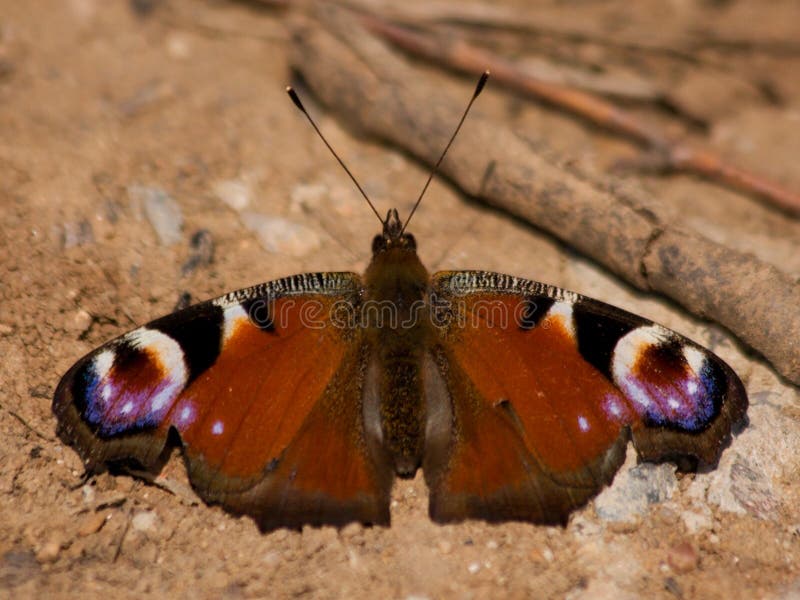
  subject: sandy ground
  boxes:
[1,1,799,598]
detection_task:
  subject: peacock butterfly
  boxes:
[53,73,747,531]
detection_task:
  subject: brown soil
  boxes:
[1,1,798,598]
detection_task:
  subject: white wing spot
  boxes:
[212,421,224,435]
[612,325,673,410]
[577,415,590,432]
[93,349,115,379]
[606,398,622,417]
[123,328,188,418]
[120,401,134,415]
[546,301,576,339]
[150,389,172,412]
[683,346,706,375]
[222,304,249,345]
[687,380,698,395]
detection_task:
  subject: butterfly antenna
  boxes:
[401,70,490,235]
[286,86,383,225]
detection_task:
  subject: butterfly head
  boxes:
[372,208,417,255]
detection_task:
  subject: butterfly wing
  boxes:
[424,271,747,524]
[54,273,393,530]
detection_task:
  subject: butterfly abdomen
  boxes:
[376,352,426,475]
[364,243,433,476]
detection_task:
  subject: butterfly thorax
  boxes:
[363,215,432,476]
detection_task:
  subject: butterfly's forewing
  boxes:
[424,271,747,524]
[54,273,393,530]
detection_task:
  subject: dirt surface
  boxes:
[1,1,799,598]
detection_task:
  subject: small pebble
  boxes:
[128,184,183,245]
[36,539,62,563]
[667,542,698,574]
[729,457,779,520]
[214,179,251,212]
[262,551,280,567]
[240,213,321,256]
[664,577,683,598]
[29,385,50,399]
[270,529,289,543]
[594,457,677,523]
[339,522,363,541]
[681,509,712,534]
[131,510,158,533]
[0,323,13,336]
[438,541,453,555]
[181,229,215,276]
[78,511,109,537]
[61,219,94,248]
[81,484,96,505]
[166,33,191,59]
[467,561,481,574]
[347,548,360,569]
[71,309,92,333]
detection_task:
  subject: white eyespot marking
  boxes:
[222,304,249,345]
[122,327,188,417]
[91,350,117,405]
[577,415,590,432]
[683,346,707,376]
[100,382,113,403]
[120,401,134,415]
[93,349,115,379]
[125,328,188,379]
[211,420,224,435]
[611,325,674,410]
[622,380,653,410]
[545,301,576,339]
[604,395,623,418]
[150,389,172,413]
[686,380,698,395]
[668,397,681,410]
[173,400,197,430]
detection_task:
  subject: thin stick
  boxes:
[362,15,800,216]
[287,86,384,224]
[0,401,54,442]
[402,70,489,234]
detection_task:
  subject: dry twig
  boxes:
[360,15,800,217]
[348,0,800,59]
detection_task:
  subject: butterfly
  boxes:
[53,73,747,531]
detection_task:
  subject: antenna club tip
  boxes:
[474,71,490,97]
[287,87,306,112]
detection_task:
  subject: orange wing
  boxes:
[424,271,747,524]
[54,273,392,530]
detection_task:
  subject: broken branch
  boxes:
[360,14,800,216]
